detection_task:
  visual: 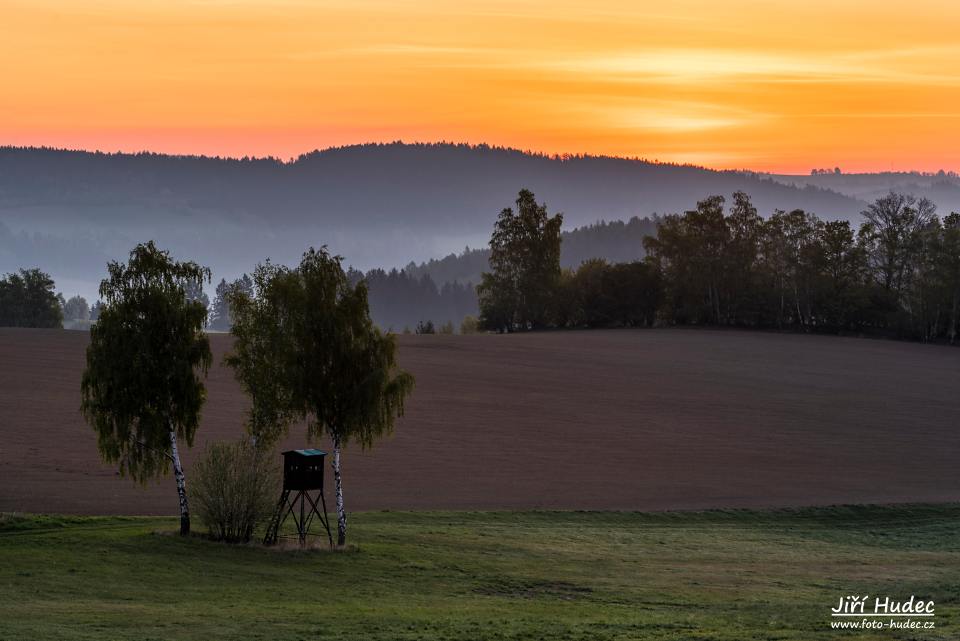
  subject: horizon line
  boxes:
[3,140,956,177]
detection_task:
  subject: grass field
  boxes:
[1,505,958,640]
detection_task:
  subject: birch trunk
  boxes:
[169,428,190,536]
[332,433,347,546]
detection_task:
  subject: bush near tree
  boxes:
[190,440,279,543]
[459,315,480,334]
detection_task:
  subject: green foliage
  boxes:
[643,191,960,341]
[227,247,415,545]
[226,246,415,450]
[0,268,63,328]
[643,194,732,325]
[859,192,937,293]
[938,213,960,343]
[190,440,279,543]
[471,188,959,343]
[566,260,662,328]
[2,505,959,640]
[478,189,563,331]
[80,242,212,484]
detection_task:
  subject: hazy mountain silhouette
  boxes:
[1,142,870,300]
[405,217,660,287]
[767,171,960,213]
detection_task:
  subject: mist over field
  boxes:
[0,142,890,300]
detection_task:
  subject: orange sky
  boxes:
[2,0,959,173]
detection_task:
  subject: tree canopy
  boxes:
[80,241,212,535]
[477,189,563,331]
[0,268,63,328]
[470,189,960,343]
[226,247,414,545]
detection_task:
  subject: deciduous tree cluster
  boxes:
[478,190,960,343]
[646,191,960,341]
[0,268,63,328]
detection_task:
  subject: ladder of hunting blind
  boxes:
[263,489,290,545]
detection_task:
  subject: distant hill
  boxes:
[1,142,869,301]
[405,217,658,287]
[766,171,960,213]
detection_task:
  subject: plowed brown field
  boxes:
[1,327,957,515]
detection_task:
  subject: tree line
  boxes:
[0,265,472,334]
[6,188,959,343]
[478,190,960,344]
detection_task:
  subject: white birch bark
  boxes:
[332,433,347,546]
[169,427,190,536]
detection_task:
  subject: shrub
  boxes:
[190,441,279,543]
[460,315,481,334]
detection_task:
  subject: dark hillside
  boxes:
[0,143,865,301]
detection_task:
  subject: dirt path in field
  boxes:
[1,327,958,516]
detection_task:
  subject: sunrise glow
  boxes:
[3,0,960,172]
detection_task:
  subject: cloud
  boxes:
[545,97,764,134]
[539,47,960,86]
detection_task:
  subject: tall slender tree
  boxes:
[859,192,937,294]
[80,242,211,535]
[226,248,414,546]
[477,189,563,331]
[644,195,729,324]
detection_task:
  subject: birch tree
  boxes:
[226,248,414,546]
[81,241,211,536]
[477,189,563,331]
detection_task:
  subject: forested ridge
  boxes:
[0,142,864,301]
[404,217,657,286]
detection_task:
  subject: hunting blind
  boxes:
[263,449,333,546]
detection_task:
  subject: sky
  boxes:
[2,0,959,173]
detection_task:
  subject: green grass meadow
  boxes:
[1,505,958,640]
